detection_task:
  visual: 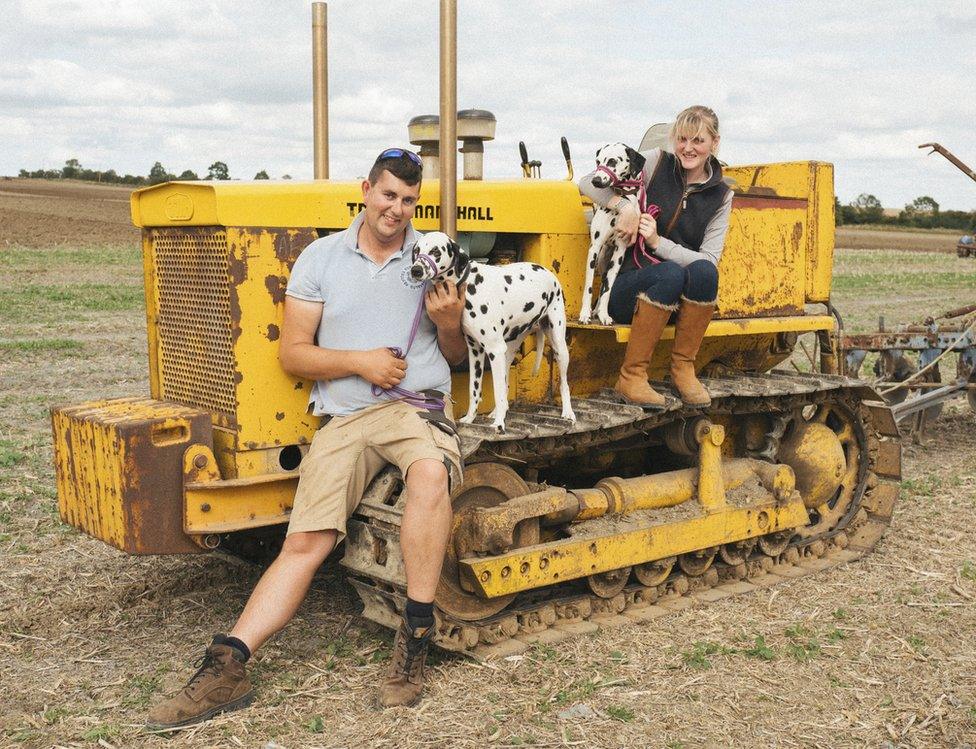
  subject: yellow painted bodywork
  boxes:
[56,160,837,553]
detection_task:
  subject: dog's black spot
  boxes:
[504,275,512,284]
[508,314,513,320]
[464,299,473,310]
[480,304,488,314]
[594,231,601,239]
[488,352,495,360]
[617,256,624,265]
[610,219,617,227]
[480,328,485,335]
[474,273,484,285]
[523,301,535,312]
[499,318,505,328]
[467,283,476,296]
[530,264,543,272]
[468,310,476,318]
[589,257,597,269]
[519,274,525,280]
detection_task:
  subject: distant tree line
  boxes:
[836,193,975,232]
[17,158,287,185]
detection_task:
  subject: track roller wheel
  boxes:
[586,567,632,598]
[435,463,536,622]
[719,538,757,566]
[634,556,676,587]
[758,531,792,557]
[678,547,717,576]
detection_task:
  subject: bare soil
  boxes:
[0,178,139,249]
[1,182,975,748]
[836,226,962,254]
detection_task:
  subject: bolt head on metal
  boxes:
[193,454,207,469]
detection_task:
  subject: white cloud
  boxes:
[0,0,973,209]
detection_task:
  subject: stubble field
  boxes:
[1,179,975,748]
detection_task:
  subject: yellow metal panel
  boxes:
[461,498,809,598]
[602,314,835,343]
[132,180,591,235]
[725,162,835,303]
[226,228,321,452]
[718,195,807,317]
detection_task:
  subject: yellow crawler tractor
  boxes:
[50,6,900,657]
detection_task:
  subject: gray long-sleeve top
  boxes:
[578,147,733,268]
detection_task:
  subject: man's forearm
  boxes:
[437,325,467,366]
[279,342,364,381]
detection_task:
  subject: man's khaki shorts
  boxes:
[287,399,463,541]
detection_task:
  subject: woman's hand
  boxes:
[614,202,640,246]
[638,212,659,250]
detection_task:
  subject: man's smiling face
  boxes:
[361,169,421,243]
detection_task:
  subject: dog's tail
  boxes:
[532,329,545,376]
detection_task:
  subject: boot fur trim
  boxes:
[636,292,679,312]
[679,294,717,307]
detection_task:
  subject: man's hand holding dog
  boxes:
[638,213,660,250]
[425,281,467,365]
[359,348,407,389]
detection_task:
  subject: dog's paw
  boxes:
[561,408,577,423]
[459,413,477,425]
[595,311,614,326]
[578,311,592,325]
[492,422,506,434]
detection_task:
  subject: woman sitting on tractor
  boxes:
[580,105,731,408]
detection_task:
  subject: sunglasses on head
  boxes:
[376,148,423,167]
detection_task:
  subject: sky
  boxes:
[1,0,974,211]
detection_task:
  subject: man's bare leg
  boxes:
[229,529,337,652]
[399,458,453,600]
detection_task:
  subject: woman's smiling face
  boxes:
[673,127,719,177]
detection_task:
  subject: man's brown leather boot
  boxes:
[670,298,715,407]
[613,297,672,409]
[379,621,434,708]
[146,636,254,730]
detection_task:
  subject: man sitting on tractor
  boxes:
[147,149,466,729]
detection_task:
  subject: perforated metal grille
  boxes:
[150,229,237,419]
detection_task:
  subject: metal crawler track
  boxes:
[342,371,901,658]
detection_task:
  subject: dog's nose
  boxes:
[410,265,424,279]
[592,176,608,187]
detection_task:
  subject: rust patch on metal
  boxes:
[233,371,243,384]
[294,381,304,390]
[731,195,808,210]
[272,228,319,269]
[551,258,561,273]
[275,412,285,421]
[264,274,288,305]
[791,221,803,250]
[267,323,280,341]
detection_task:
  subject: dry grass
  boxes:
[2,188,976,747]
[836,226,961,254]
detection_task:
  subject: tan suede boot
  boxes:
[670,298,715,407]
[146,637,254,730]
[613,296,673,408]
[379,621,434,708]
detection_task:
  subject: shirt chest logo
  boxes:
[399,266,425,289]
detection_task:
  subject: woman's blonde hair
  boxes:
[669,106,720,152]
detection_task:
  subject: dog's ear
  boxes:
[625,146,646,176]
[411,243,419,261]
[450,241,470,279]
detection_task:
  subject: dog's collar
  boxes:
[596,164,644,192]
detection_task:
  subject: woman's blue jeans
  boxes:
[608,258,718,324]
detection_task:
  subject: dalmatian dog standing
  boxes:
[410,232,576,433]
[578,143,648,326]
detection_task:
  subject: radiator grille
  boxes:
[151,229,237,419]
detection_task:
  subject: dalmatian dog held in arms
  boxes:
[578,143,647,325]
[409,232,575,433]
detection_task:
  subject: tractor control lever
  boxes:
[561,136,574,181]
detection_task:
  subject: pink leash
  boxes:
[594,165,661,269]
[371,262,445,411]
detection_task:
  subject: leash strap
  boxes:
[594,165,661,269]
[371,279,446,411]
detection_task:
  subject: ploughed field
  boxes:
[1,180,975,747]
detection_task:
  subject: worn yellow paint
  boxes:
[725,161,835,303]
[598,314,835,344]
[183,444,296,533]
[460,497,810,598]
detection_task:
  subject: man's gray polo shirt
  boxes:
[285,212,451,417]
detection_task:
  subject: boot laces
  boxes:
[393,627,431,683]
[184,649,222,692]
